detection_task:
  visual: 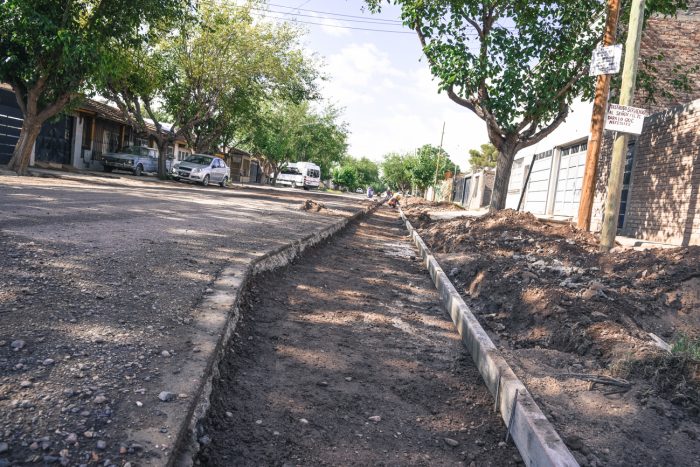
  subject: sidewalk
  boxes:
[0,174,375,466]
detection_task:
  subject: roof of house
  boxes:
[78,99,131,126]
[230,147,252,157]
[78,99,188,143]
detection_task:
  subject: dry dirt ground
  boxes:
[0,174,370,466]
[197,206,520,467]
[403,197,700,467]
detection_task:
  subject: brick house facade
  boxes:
[504,3,700,246]
[591,99,700,245]
[636,1,700,113]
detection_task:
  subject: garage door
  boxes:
[524,150,553,214]
[505,158,525,209]
[553,142,588,217]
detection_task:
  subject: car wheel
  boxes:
[202,174,210,187]
[172,177,180,181]
[103,165,113,173]
[303,185,309,191]
[220,176,228,188]
[134,164,143,176]
[292,181,298,188]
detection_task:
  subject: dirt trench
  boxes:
[196,207,521,466]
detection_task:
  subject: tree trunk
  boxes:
[8,117,43,175]
[157,139,169,179]
[489,146,517,211]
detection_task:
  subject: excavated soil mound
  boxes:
[299,199,327,212]
[405,205,700,466]
[403,196,465,212]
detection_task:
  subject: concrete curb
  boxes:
[398,208,579,467]
[165,201,381,466]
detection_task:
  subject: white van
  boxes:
[275,162,321,190]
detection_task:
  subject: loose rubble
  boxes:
[404,198,700,466]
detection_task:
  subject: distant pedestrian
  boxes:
[367,187,374,198]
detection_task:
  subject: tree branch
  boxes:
[10,81,27,116]
[36,92,75,122]
[515,102,570,151]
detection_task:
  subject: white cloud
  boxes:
[319,44,488,167]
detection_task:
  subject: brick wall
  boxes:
[636,1,700,112]
[591,99,700,245]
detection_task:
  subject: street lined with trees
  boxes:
[1,0,348,180]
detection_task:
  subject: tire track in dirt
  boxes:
[197,206,521,466]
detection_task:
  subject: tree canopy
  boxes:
[381,152,413,192]
[248,101,348,184]
[380,144,457,193]
[0,0,188,174]
[468,143,498,170]
[367,0,689,209]
[104,0,319,177]
[332,156,380,191]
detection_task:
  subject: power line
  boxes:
[266,2,404,24]
[253,7,411,26]
[250,11,417,34]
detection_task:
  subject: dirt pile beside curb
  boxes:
[406,205,700,466]
[403,196,465,212]
[299,199,328,212]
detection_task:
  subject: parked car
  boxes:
[102,146,170,176]
[355,187,364,193]
[275,162,321,190]
[173,154,230,187]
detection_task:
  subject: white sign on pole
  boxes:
[605,103,649,134]
[589,44,622,76]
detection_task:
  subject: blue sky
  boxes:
[256,0,489,169]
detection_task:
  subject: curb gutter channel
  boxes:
[398,207,579,467]
[169,201,381,466]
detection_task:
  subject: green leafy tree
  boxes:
[248,101,347,185]
[352,157,381,188]
[297,105,349,180]
[0,0,187,174]
[410,144,457,192]
[332,165,359,191]
[332,156,380,191]
[468,143,498,170]
[105,1,318,178]
[381,152,413,192]
[367,0,688,210]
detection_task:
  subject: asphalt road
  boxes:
[0,174,370,466]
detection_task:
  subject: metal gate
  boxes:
[553,142,587,217]
[35,116,73,165]
[0,89,23,165]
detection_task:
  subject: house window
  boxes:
[135,137,149,148]
[166,145,174,159]
[177,149,189,160]
[103,130,120,154]
[241,158,251,176]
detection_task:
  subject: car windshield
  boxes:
[184,155,213,165]
[281,167,301,175]
[121,147,149,156]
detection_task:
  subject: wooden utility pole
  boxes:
[577,0,622,230]
[599,0,646,252]
[432,122,446,200]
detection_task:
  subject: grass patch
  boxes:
[672,335,700,361]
